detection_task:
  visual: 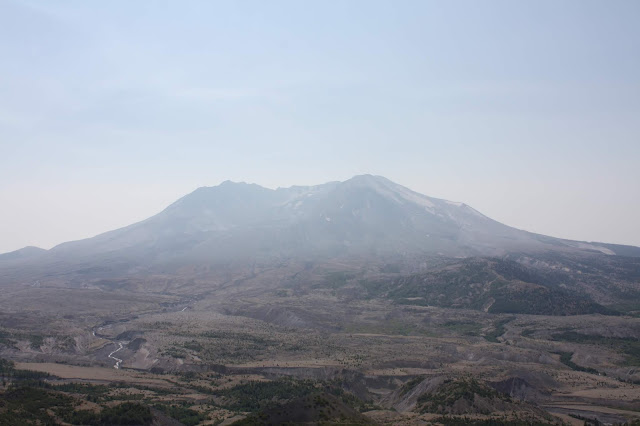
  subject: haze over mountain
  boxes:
[2,175,637,280]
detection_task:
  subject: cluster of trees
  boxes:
[0,357,154,425]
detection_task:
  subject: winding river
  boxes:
[107,342,124,369]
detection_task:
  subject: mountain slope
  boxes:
[0,246,46,262]
[43,176,623,261]
[0,175,637,281]
[359,257,620,315]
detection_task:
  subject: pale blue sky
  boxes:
[1,0,639,252]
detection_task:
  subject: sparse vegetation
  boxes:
[66,402,153,425]
[213,378,320,412]
[400,376,424,396]
[484,317,514,343]
[444,321,483,337]
[370,258,619,316]
[153,403,207,426]
[417,377,508,415]
[553,331,640,366]
[557,351,600,374]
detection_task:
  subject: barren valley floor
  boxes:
[1,260,639,425]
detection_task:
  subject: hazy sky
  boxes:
[1,0,639,253]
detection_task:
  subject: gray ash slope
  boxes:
[1,175,638,276]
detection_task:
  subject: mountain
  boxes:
[0,246,46,262]
[1,175,636,277]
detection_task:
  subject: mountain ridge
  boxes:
[1,175,638,271]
